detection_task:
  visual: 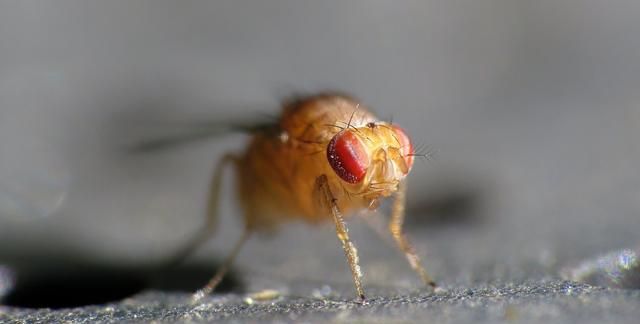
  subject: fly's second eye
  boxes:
[327,131,369,184]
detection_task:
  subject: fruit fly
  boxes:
[133,93,435,301]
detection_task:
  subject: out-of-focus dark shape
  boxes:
[1,263,242,309]
[562,248,640,289]
[406,182,487,228]
[2,267,145,309]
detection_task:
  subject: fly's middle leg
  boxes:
[389,180,437,289]
[315,174,366,300]
[166,153,240,266]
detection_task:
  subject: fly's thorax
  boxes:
[279,94,377,143]
[326,122,415,200]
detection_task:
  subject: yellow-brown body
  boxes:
[187,93,433,301]
[236,94,403,230]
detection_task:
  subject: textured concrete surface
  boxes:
[2,281,640,323]
[1,227,639,323]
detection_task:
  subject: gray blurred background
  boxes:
[1,0,639,302]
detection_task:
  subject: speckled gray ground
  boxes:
[1,224,640,323]
[1,281,639,323]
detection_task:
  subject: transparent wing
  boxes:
[127,116,278,153]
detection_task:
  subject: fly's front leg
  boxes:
[315,174,366,300]
[389,180,436,288]
[167,153,240,267]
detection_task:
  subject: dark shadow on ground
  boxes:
[1,263,243,309]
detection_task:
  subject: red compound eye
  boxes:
[327,131,369,183]
[392,125,414,173]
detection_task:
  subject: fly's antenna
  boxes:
[408,143,436,163]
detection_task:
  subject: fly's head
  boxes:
[326,122,415,200]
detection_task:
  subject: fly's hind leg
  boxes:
[389,180,436,289]
[192,228,251,302]
[166,153,239,266]
[187,152,254,301]
[168,153,240,266]
[315,174,366,300]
